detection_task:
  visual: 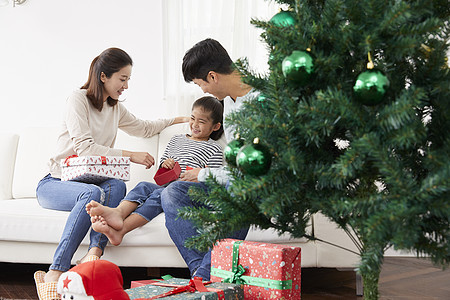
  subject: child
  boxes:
[86,96,224,246]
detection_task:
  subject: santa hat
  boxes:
[57,260,130,300]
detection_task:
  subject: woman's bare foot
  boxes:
[92,216,125,246]
[86,200,124,231]
[43,269,63,283]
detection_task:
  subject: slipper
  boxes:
[34,271,60,300]
[75,254,100,265]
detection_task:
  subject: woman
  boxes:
[34,47,187,299]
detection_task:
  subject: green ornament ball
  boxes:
[353,69,390,105]
[282,50,314,86]
[270,10,296,27]
[236,138,272,176]
[224,138,245,166]
[257,94,267,107]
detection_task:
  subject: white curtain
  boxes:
[161,0,281,117]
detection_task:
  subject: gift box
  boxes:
[211,239,301,299]
[131,279,160,289]
[126,277,244,299]
[61,155,130,183]
[153,162,181,186]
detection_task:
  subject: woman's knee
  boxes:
[108,179,127,196]
[100,179,126,207]
[85,185,104,203]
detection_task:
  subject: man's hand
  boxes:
[161,158,176,169]
[180,168,202,182]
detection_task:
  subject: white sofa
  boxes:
[0,124,360,271]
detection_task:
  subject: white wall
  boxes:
[0,0,165,131]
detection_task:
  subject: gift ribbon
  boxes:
[134,276,225,300]
[63,155,107,166]
[63,155,78,166]
[222,263,246,285]
[211,240,293,290]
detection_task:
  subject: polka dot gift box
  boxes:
[61,155,130,183]
[211,239,301,299]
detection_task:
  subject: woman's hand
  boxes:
[123,150,155,169]
[180,168,201,182]
[161,158,175,169]
[173,116,190,124]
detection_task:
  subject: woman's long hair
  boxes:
[81,48,133,111]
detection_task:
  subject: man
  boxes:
[161,38,258,280]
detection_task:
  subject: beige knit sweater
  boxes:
[48,89,174,178]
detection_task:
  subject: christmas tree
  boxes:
[181,0,450,299]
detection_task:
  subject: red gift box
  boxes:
[130,279,160,289]
[211,239,301,299]
[153,162,181,186]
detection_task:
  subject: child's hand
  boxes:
[161,158,175,169]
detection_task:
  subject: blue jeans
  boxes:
[36,174,126,272]
[161,181,248,281]
[123,181,163,222]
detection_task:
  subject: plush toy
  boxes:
[57,259,130,300]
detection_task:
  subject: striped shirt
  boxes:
[159,134,223,172]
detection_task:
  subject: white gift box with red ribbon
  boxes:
[60,155,130,183]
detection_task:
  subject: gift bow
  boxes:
[63,155,78,166]
[222,263,246,285]
[63,155,108,166]
[135,276,225,300]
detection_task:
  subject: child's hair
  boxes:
[182,38,234,83]
[81,48,133,112]
[192,96,224,141]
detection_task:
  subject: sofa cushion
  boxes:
[12,127,59,199]
[0,132,19,200]
[0,198,175,247]
[114,130,160,190]
[0,197,309,247]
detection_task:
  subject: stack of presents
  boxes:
[58,156,302,299]
[58,239,301,299]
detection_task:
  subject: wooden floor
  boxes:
[0,257,449,299]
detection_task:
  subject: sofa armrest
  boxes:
[312,212,360,268]
[0,132,19,200]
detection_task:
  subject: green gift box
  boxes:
[125,277,244,299]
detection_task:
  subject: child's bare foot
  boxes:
[86,200,124,231]
[92,216,124,246]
